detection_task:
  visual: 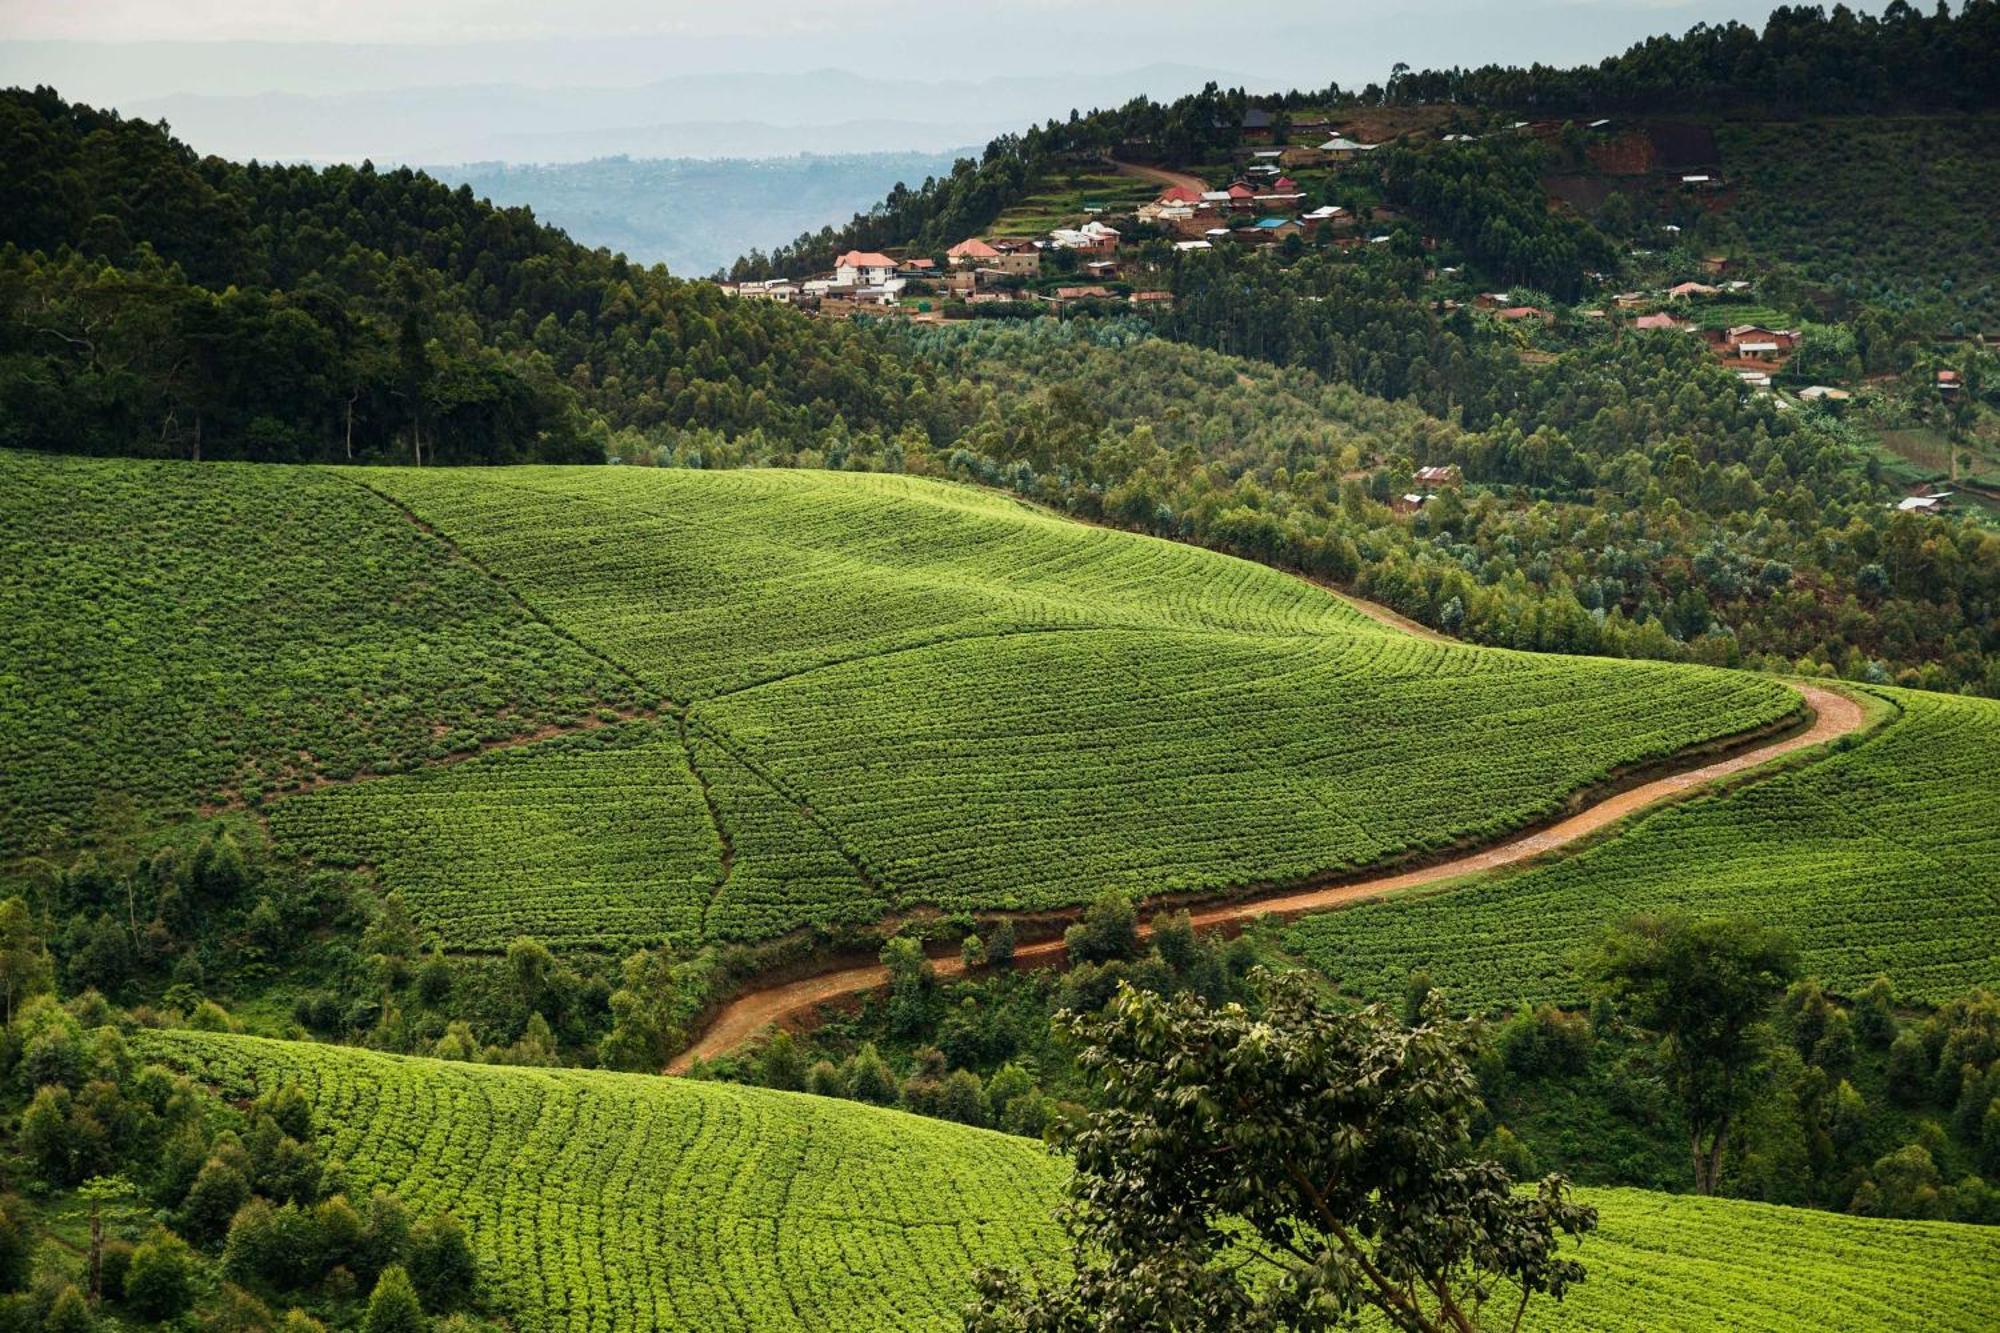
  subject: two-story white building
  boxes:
[835,250,898,286]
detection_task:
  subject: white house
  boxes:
[1319,136,1379,157]
[835,250,898,286]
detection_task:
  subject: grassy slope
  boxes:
[139,1030,2000,1333]
[1283,686,2000,1007]
[0,451,648,856]
[327,465,1795,944]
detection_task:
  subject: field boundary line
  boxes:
[336,471,673,706]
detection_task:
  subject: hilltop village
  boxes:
[717,106,1984,517]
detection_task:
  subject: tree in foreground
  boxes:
[1587,914,1798,1195]
[966,972,1596,1333]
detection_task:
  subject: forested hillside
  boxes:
[0,88,939,463]
[734,3,1999,281]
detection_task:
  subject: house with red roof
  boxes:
[1633,312,1687,332]
[835,251,897,286]
[946,238,1000,267]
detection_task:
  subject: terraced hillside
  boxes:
[1285,687,2000,1009]
[140,1030,2000,1333]
[298,465,1795,947]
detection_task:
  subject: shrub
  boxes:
[937,1069,990,1128]
[1063,888,1139,965]
[1480,1124,1537,1179]
[1854,975,1898,1047]
[756,1033,805,1092]
[1498,1003,1593,1078]
[1887,1030,1932,1104]
[124,1232,197,1320]
[803,1060,844,1098]
[841,1043,898,1105]
[1149,911,1198,975]
[985,919,1016,969]
[44,1285,92,1333]
[96,1239,134,1304]
[406,1214,476,1313]
[363,1265,429,1333]
[181,1152,254,1248]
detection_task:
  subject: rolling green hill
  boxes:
[4,455,1799,950]
[1283,686,2000,1008]
[0,451,651,854]
[138,1029,2000,1333]
[141,1030,1066,1333]
[277,464,1792,948]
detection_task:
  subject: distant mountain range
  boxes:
[431,152,968,277]
[106,65,1244,164]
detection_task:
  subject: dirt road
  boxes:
[1107,158,1208,196]
[666,681,1866,1071]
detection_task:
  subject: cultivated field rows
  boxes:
[1286,687,2000,1006]
[138,1031,2000,1332]
[278,464,1800,946]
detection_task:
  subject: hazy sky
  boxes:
[3,1,1806,68]
[0,0,1855,163]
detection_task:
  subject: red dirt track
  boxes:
[666,659,1865,1072]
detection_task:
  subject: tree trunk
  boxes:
[1691,1119,1730,1194]
[345,388,357,460]
[192,411,202,463]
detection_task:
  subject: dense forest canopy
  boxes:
[1378,1,2000,114]
[0,87,941,463]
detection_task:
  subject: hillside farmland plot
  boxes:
[1284,688,2000,1008]
[697,625,1797,917]
[331,466,1797,944]
[4,456,1805,951]
[137,1031,2000,1333]
[352,466,1371,700]
[140,1030,1068,1333]
[0,452,647,854]
[267,721,726,950]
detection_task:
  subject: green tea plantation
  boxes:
[137,1031,2000,1333]
[1284,687,2000,1008]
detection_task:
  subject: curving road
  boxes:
[666,677,1866,1071]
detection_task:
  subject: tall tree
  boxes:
[1588,914,1800,1194]
[968,973,1596,1333]
[0,896,52,1024]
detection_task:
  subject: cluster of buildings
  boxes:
[724,248,933,313]
[722,215,1173,316]
[1391,464,1463,514]
[1136,178,1365,252]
